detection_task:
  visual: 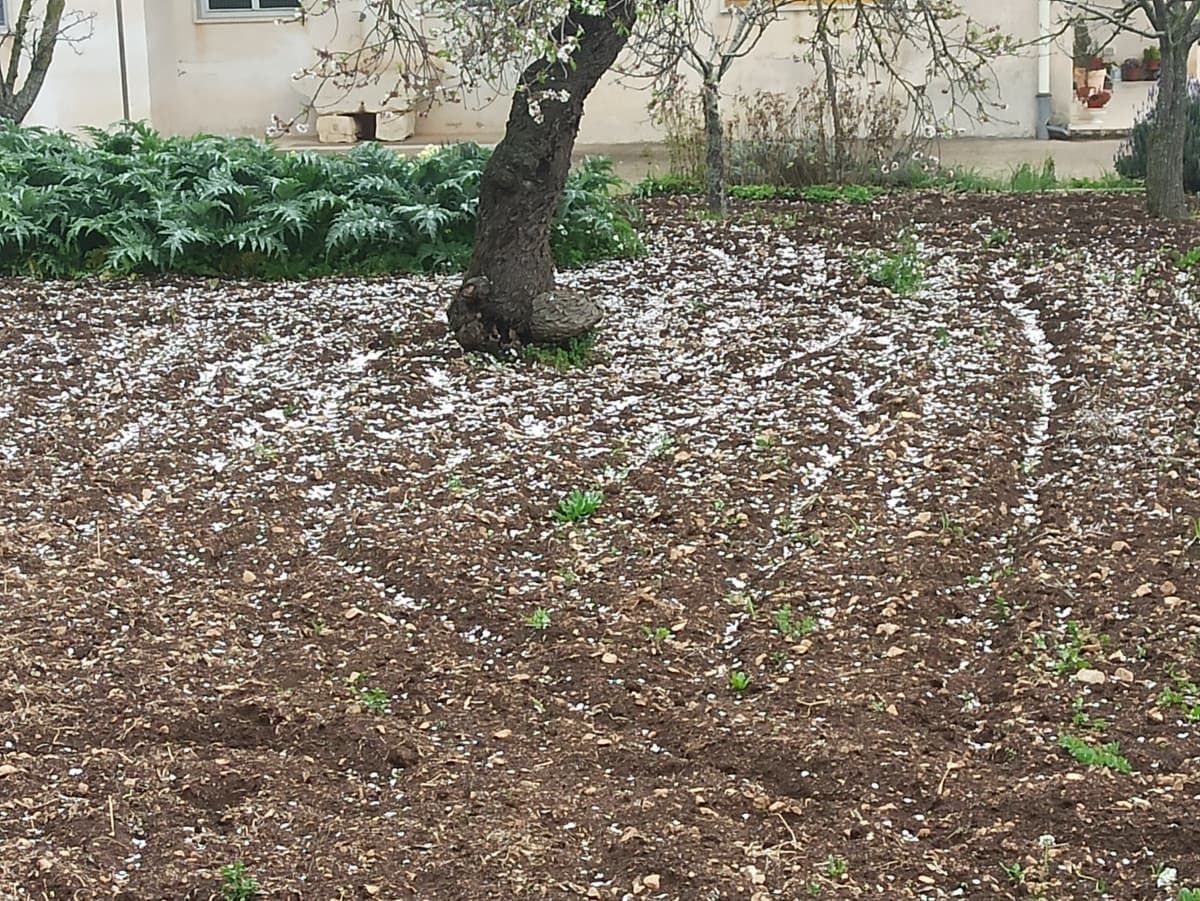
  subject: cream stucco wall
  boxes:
[140,3,327,136]
[16,0,1054,142]
[419,1,1045,142]
[19,0,152,130]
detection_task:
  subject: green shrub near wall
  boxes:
[0,122,642,279]
[1114,81,1200,193]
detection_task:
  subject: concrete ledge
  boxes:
[271,137,1126,181]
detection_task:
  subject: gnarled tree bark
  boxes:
[446,1,636,352]
[701,76,728,218]
[1146,40,1189,220]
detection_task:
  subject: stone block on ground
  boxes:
[316,114,361,145]
[376,110,416,143]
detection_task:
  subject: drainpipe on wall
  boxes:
[115,0,130,121]
[1037,0,1052,139]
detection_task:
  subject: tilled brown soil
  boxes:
[0,193,1198,901]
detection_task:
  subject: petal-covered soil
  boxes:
[1,193,1198,900]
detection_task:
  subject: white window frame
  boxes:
[196,0,301,23]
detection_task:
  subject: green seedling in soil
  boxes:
[1070,696,1108,732]
[991,594,1012,621]
[310,618,327,636]
[220,862,259,901]
[726,591,758,619]
[1171,246,1200,270]
[522,332,598,370]
[793,529,824,547]
[806,883,823,896]
[844,513,867,536]
[253,442,278,462]
[938,512,966,540]
[753,430,777,449]
[978,325,999,352]
[642,625,672,645]
[1158,670,1200,722]
[1052,619,1106,675]
[652,434,678,457]
[525,607,551,631]
[1187,516,1200,546]
[552,488,603,523]
[556,565,579,586]
[1001,861,1025,886]
[774,605,817,642]
[1179,888,1200,901]
[356,686,391,714]
[1054,639,1088,674]
[860,230,923,296]
[985,228,1012,248]
[729,670,752,692]
[1073,868,1108,895]
[823,855,848,878]
[933,325,952,347]
[1058,735,1131,774]
[447,473,470,496]
[282,402,300,418]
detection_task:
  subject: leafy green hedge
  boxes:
[634,164,1138,200]
[632,176,882,202]
[0,122,642,278]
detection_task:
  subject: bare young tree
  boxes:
[795,1,1021,173]
[627,0,794,216]
[1060,0,1200,219]
[628,0,1019,214]
[0,0,94,123]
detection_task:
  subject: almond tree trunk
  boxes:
[1146,40,1189,220]
[446,1,638,350]
[702,77,728,217]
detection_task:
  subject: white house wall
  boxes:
[20,0,153,129]
[421,2,1045,142]
[17,0,1048,141]
[140,3,330,137]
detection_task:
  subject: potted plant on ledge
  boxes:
[1072,20,1111,102]
[1144,45,1162,80]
